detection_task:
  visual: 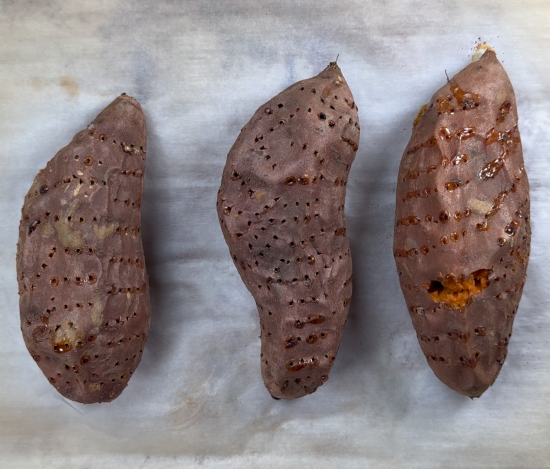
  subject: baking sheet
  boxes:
[1,1,549,467]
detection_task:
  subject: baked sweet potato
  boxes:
[16,94,151,403]
[393,49,530,397]
[217,62,360,399]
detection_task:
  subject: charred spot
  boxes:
[427,280,444,294]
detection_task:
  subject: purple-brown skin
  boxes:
[16,94,151,404]
[393,49,531,398]
[217,63,360,399]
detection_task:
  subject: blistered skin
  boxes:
[16,94,151,404]
[217,63,360,399]
[393,50,530,397]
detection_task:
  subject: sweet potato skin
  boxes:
[217,63,360,399]
[16,94,150,404]
[393,50,530,397]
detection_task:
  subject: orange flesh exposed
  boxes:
[413,104,428,127]
[424,269,490,309]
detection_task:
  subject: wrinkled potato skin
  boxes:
[217,63,360,399]
[17,94,151,404]
[394,51,530,397]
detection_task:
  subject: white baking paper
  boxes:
[1,1,549,467]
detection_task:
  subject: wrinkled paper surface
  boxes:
[1,1,549,467]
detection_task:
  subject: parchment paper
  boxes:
[1,1,549,467]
